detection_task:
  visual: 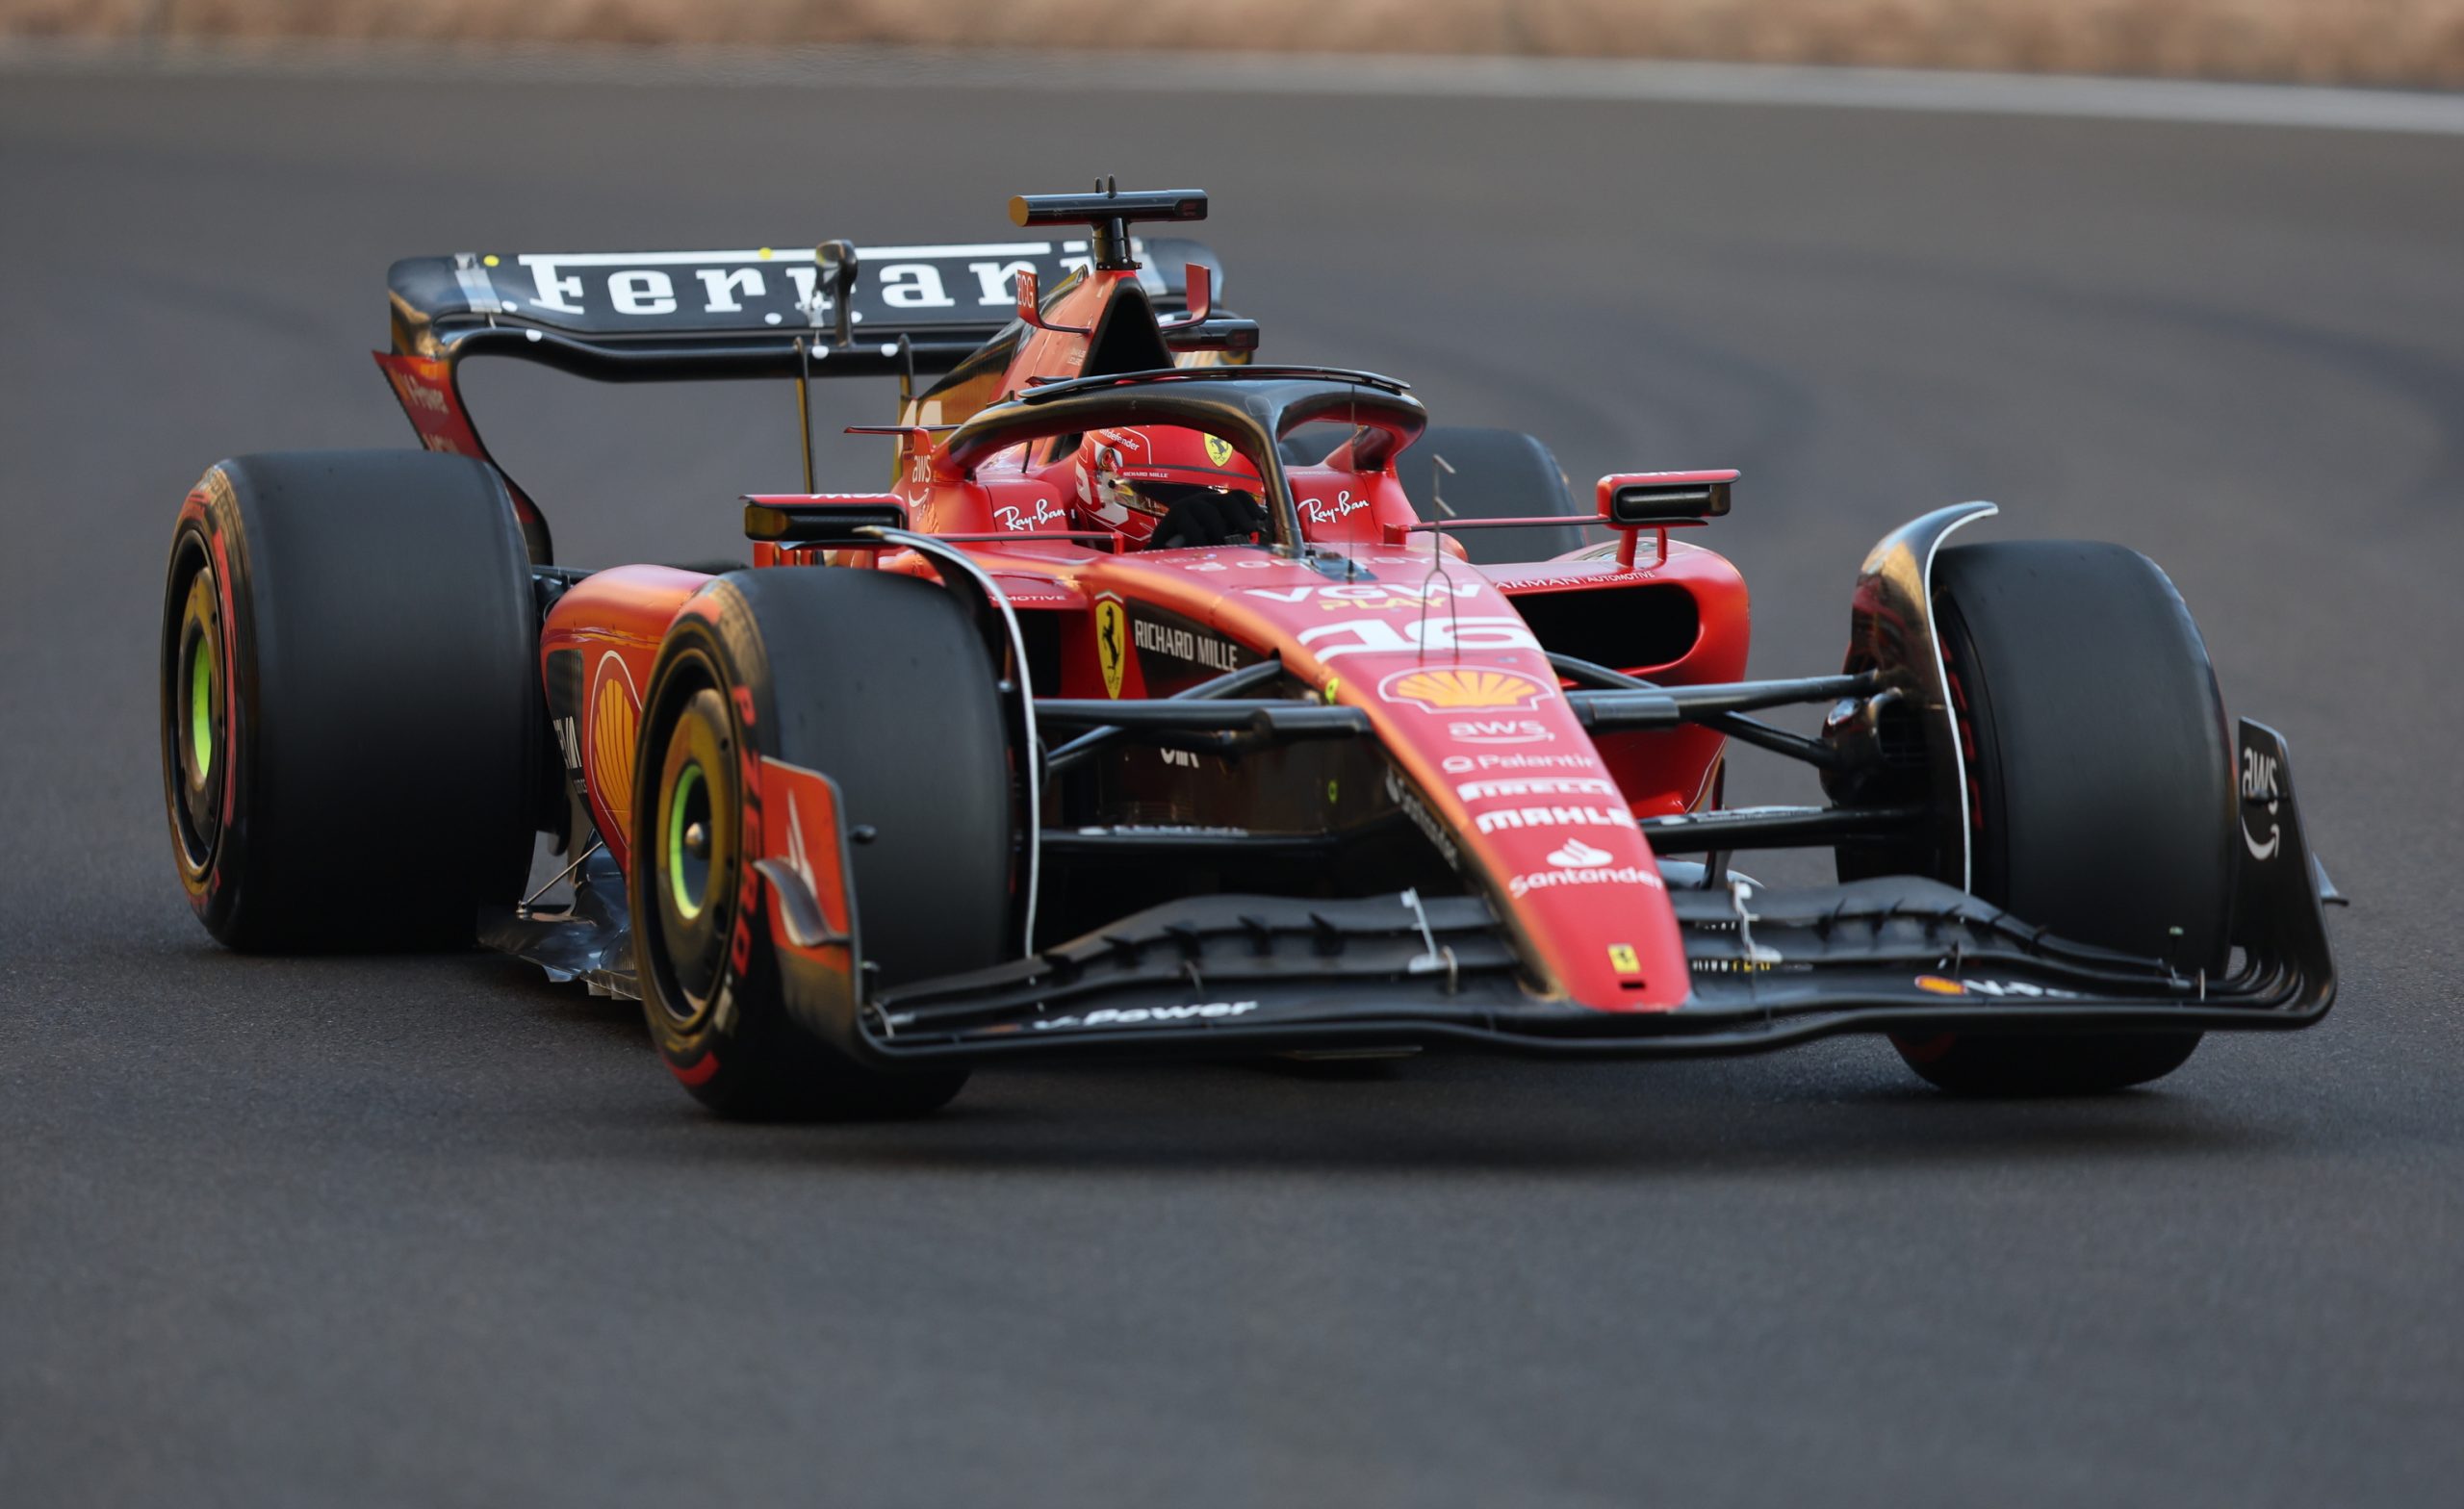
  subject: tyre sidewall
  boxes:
[632,570,1008,1118]
[1894,540,2233,1093]
[160,453,539,951]
[163,473,257,939]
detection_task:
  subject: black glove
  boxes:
[1150,490,1270,550]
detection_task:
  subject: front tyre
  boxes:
[631,569,1014,1120]
[1887,541,2236,1095]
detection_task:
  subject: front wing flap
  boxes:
[483,722,2332,1068]
[844,721,2332,1065]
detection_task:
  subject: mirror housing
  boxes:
[1598,470,1736,524]
[743,493,909,545]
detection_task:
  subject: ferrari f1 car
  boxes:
[160,185,2337,1116]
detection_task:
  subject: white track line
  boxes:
[7,38,2464,136]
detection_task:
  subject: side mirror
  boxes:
[743,493,908,545]
[1158,263,1214,330]
[1597,470,1736,524]
[1014,268,1092,337]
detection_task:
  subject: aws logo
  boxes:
[1377,666,1545,713]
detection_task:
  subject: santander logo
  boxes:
[1547,838,1615,868]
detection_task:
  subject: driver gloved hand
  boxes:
[1151,491,1270,550]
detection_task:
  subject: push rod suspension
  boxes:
[1041,657,1293,775]
[1549,653,1867,770]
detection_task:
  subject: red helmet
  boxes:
[1076,425,1265,548]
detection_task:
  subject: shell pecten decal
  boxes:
[1375,666,1546,713]
[588,652,642,843]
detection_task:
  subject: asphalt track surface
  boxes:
[4,63,2460,1508]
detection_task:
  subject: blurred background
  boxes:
[9,0,2464,89]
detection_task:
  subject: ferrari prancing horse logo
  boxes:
[1095,598,1128,699]
[1203,434,1237,469]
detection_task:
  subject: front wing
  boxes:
[837,719,2334,1065]
[488,721,2333,1067]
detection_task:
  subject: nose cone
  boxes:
[1298,630,1686,1009]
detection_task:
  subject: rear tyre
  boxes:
[1396,425,1588,564]
[1887,541,2235,1094]
[161,452,539,950]
[632,568,1012,1120]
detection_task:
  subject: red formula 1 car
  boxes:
[160,186,2335,1116]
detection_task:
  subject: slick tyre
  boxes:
[632,569,1012,1120]
[1890,541,2236,1095]
[1396,425,1587,564]
[161,452,539,951]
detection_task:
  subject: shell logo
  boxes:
[1376,666,1546,713]
[589,655,641,842]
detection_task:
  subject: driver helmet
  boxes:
[1076,425,1264,548]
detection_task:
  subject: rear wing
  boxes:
[386,236,1222,380]
[375,235,1228,563]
